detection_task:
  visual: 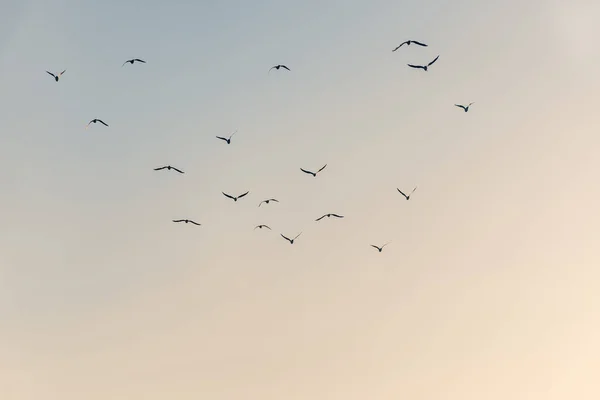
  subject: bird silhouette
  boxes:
[259,198,279,207]
[455,102,475,112]
[216,130,237,144]
[173,219,201,226]
[122,58,146,67]
[222,191,250,202]
[154,165,184,174]
[281,232,302,244]
[300,164,327,177]
[269,65,290,73]
[86,119,109,129]
[46,70,66,82]
[254,224,272,230]
[315,213,344,222]
[407,55,439,71]
[371,243,390,252]
[392,40,427,51]
[397,186,417,200]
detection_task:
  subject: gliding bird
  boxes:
[254,225,272,230]
[46,70,66,82]
[455,102,475,112]
[259,198,279,207]
[397,187,417,200]
[371,243,390,252]
[300,164,327,177]
[315,213,344,221]
[269,65,290,73]
[407,55,439,71]
[216,130,237,144]
[173,219,201,226]
[222,191,250,202]
[122,58,146,67]
[281,232,302,244]
[393,40,427,51]
[154,165,184,174]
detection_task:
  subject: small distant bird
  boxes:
[222,191,249,202]
[392,40,428,51]
[371,243,390,252]
[46,70,66,82]
[122,58,146,67]
[315,213,344,222]
[154,165,184,174]
[397,186,417,200]
[281,232,302,244]
[407,55,439,71]
[300,164,327,177]
[269,65,290,73]
[216,130,237,144]
[86,119,109,129]
[173,219,201,226]
[254,224,272,230]
[259,198,279,207]
[455,102,475,112]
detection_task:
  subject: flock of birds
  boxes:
[46,40,474,253]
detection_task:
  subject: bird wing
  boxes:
[412,41,427,46]
[87,120,93,126]
[173,219,184,223]
[469,102,475,106]
[98,120,108,126]
[268,66,276,72]
[229,130,238,139]
[411,186,417,194]
[59,70,66,76]
[382,242,390,248]
[428,55,440,66]
[397,188,407,198]
[264,225,272,230]
[317,164,327,173]
[315,215,326,221]
[154,166,166,170]
[370,245,380,250]
[216,136,228,141]
[134,59,146,63]
[172,167,184,174]
[237,191,249,199]
[46,71,56,78]
[393,41,407,51]
[300,168,314,175]
[190,220,201,226]
[281,234,291,242]
[222,192,235,200]
[407,64,423,69]
[331,214,344,218]
[455,104,467,110]
[258,201,265,207]
[270,199,279,202]
[121,60,130,67]
[294,232,302,240]
[281,65,290,71]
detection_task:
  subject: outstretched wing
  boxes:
[59,70,66,76]
[410,186,417,195]
[455,104,467,111]
[154,166,167,171]
[222,192,235,200]
[189,220,201,226]
[407,64,423,69]
[468,102,475,106]
[300,168,314,175]
[173,219,184,223]
[281,65,290,71]
[382,242,390,248]
[412,41,427,46]
[46,71,56,78]
[331,214,344,218]
[237,191,249,199]
[392,41,407,52]
[293,232,302,240]
[315,215,326,221]
[121,60,130,67]
[317,164,327,173]
[264,225,272,230]
[172,167,184,174]
[397,188,407,198]
[370,245,380,250]
[229,130,238,139]
[281,234,291,242]
[216,136,228,141]
[98,119,109,126]
[270,199,279,203]
[428,55,440,66]
[134,59,146,63]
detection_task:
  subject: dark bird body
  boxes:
[122,59,146,67]
[455,102,475,112]
[259,199,279,207]
[393,40,427,51]
[407,55,439,71]
[371,243,390,252]
[46,70,66,82]
[300,164,327,177]
[315,213,344,221]
[173,219,201,225]
[269,65,290,72]
[281,232,302,244]
[154,165,184,174]
[216,130,237,144]
[397,186,417,200]
[223,191,250,202]
[255,224,272,230]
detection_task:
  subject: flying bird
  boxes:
[46,70,66,82]
[397,186,417,200]
[122,58,146,67]
[300,164,327,177]
[392,40,427,51]
[315,213,344,221]
[281,232,302,244]
[86,119,109,128]
[173,219,201,226]
[154,165,184,174]
[259,198,279,207]
[269,65,290,73]
[371,243,390,252]
[216,130,237,144]
[407,55,439,71]
[455,102,475,112]
[222,191,250,202]
[254,224,272,230]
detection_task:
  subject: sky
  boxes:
[1,0,600,399]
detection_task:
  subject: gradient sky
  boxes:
[1,0,600,399]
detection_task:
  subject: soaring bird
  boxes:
[397,186,417,200]
[46,70,66,82]
[269,65,290,73]
[254,224,272,230]
[371,243,390,252]
[300,164,327,177]
[216,130,237,144]
[122,58,146,67]
[407,55,439,71]
[315,213,344,222]
[455,102,475,112]
[154,165,184,174]
[259,198,279,207]
[281,232,302,244]
[392,40,427,51]
[173,219,201,225]
[222,191,250,202]
[86,119,109,129]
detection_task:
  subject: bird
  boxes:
[371,243,390,252]
[259,198,279,207]
[254,224,272,230]
[222,191,250,202]
[86,119,109,128]
[269,65,290,73]
[173,219,201,226]
[397,186,417,200]
[46,70,66,82]
[315,213,344,221]
[300,164,327,177]
[392,40,427,51]
[281,232,302,244]
[455,102,475,112]
[122,58,146,67]
[216,130,237,144]
[407,55,440,71]
[154,165,184,174]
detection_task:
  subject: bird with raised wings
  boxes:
[269,65,290,73]
[216,130,237,144]
[397,186,417,200]
[254,224,272,230]
[281,232,302,244]
[300,164,327,177]
[455,102,475,112]
[371,243,390,252]
[173,219,201,226]
[315,213,344,222]
[392,40,427,51]
[154,165,184,174]
[259,198,279,207]
[407,55,439,71]
[122,58,146,67]
[86,119,109,129]
[222,191,250,202]
[46,70,66,82]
